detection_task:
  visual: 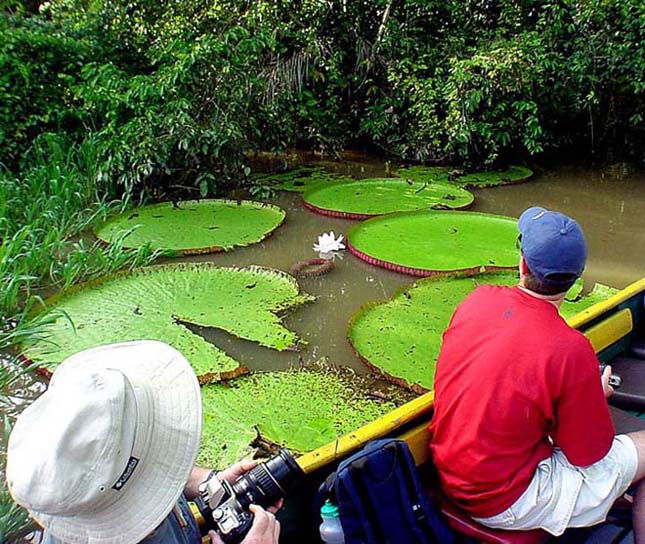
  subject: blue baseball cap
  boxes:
[518,206,587,287]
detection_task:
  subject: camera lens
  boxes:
[231,449,304,509]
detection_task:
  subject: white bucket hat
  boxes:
[6,340,202,544]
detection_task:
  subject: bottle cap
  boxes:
[321,499,340,517]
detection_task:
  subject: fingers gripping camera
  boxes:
[194,449,304,544]
[199,476,254,540]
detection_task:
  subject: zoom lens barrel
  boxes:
[231,449,304,509]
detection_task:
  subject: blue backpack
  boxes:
[317,439,455,544]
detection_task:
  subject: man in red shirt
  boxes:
[429,206,645,540]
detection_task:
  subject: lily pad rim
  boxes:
[346,209,520,276]
[394,165,534,189]
[302,177,475,218]
[21,263,314,374]
[94,199,287,255]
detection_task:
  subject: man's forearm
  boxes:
[184,466,214,500]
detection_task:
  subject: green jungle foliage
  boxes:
[199,365,401,467]
[2,0,644,194]
[304,178,474,216]
[347,210,519,273]
[349,273,618,391]
[96,200,286,254]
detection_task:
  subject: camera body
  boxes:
[193,449,304,543]
[197,476,254,542]
[599,364,622,388]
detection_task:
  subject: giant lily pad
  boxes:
[396,165,533,188]
[253,167,354,192]
[95,200,286,255]
[303,179,474,219]
[347,210,518,276]
[198,365,401,467]
[22,264,313,380]
[348,272,617,392]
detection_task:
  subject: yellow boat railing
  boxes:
[298,277,645,474]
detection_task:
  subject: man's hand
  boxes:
[211,460,284,514]
[217,460,258,485]
[208,505,280,544]
[602,364,615,398]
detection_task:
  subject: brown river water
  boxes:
[5,156,645,405]
[2,155,645,542]
[185,157,645,376]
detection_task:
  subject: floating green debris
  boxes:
[394,166,451,182]
[303,178,474,219]
[198,365,402,467]
[348,272,617,392]
[347,210,518,276]
[561,281,619,319]
[95,200,286,255]
[22,264,313,380]
[396,165,533,188]
[253,167,353,192]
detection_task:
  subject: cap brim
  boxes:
[34,341,202,544]
[518,206,547,233]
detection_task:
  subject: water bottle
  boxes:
[319,500,345,543]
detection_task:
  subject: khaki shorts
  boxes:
[473,435,638,536]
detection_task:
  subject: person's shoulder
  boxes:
[558,322,595,352]
[470,283,512,297]
[457,283,511,306]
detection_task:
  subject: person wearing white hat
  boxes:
[5,340,280,544]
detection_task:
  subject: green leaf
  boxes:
[95,200,286,254]
[22,264,314,379]
[347,211,519,275]
[304,179,474,217]
[198,365,401,466]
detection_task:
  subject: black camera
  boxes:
[192,449,304,543]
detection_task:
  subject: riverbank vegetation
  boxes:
[1,0,645,539]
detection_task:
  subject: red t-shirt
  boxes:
[429,285,615,518]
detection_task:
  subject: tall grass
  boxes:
[0,135,160,319]
[0,134,161,540]
[0,311,64,542]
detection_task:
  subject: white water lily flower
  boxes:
[313,231,346,253]
[319,250,345,261]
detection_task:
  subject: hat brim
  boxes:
[34,341,202,544]
[517,206,547,233]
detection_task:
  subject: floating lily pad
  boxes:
[348,272,617,392]
[253,167,353,192]
[303,178,474,219]
[347,210,518,276]
[396,165,533,188]
[22,264,313,380]
[95,200,286,255]
[198,365,401,467]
